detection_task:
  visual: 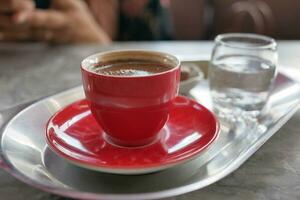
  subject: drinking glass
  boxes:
[208,33,278,118]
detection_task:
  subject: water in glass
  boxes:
[209,55,276,117]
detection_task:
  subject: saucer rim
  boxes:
[45,96,220,174]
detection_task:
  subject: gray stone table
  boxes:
[0,41,300,200]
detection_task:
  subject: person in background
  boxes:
[0,0,205,43]
[117,0,204,41]
[0,0,116,43]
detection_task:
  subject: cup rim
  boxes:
[215,33,277,50]
[81,50,180,79]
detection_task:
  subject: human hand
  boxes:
[0,0,34,22]
[0,0,112,44]
[0,0,35,40]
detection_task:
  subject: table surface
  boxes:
[0,41,300,200]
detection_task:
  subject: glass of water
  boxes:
[208,33,278,118]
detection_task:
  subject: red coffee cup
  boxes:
[81,50,180,147]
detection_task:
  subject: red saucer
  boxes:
[46,96,219,175]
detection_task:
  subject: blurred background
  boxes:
[115,0,300,41]
[1,0,300,44]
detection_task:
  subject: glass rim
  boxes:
[215,33,277,50]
